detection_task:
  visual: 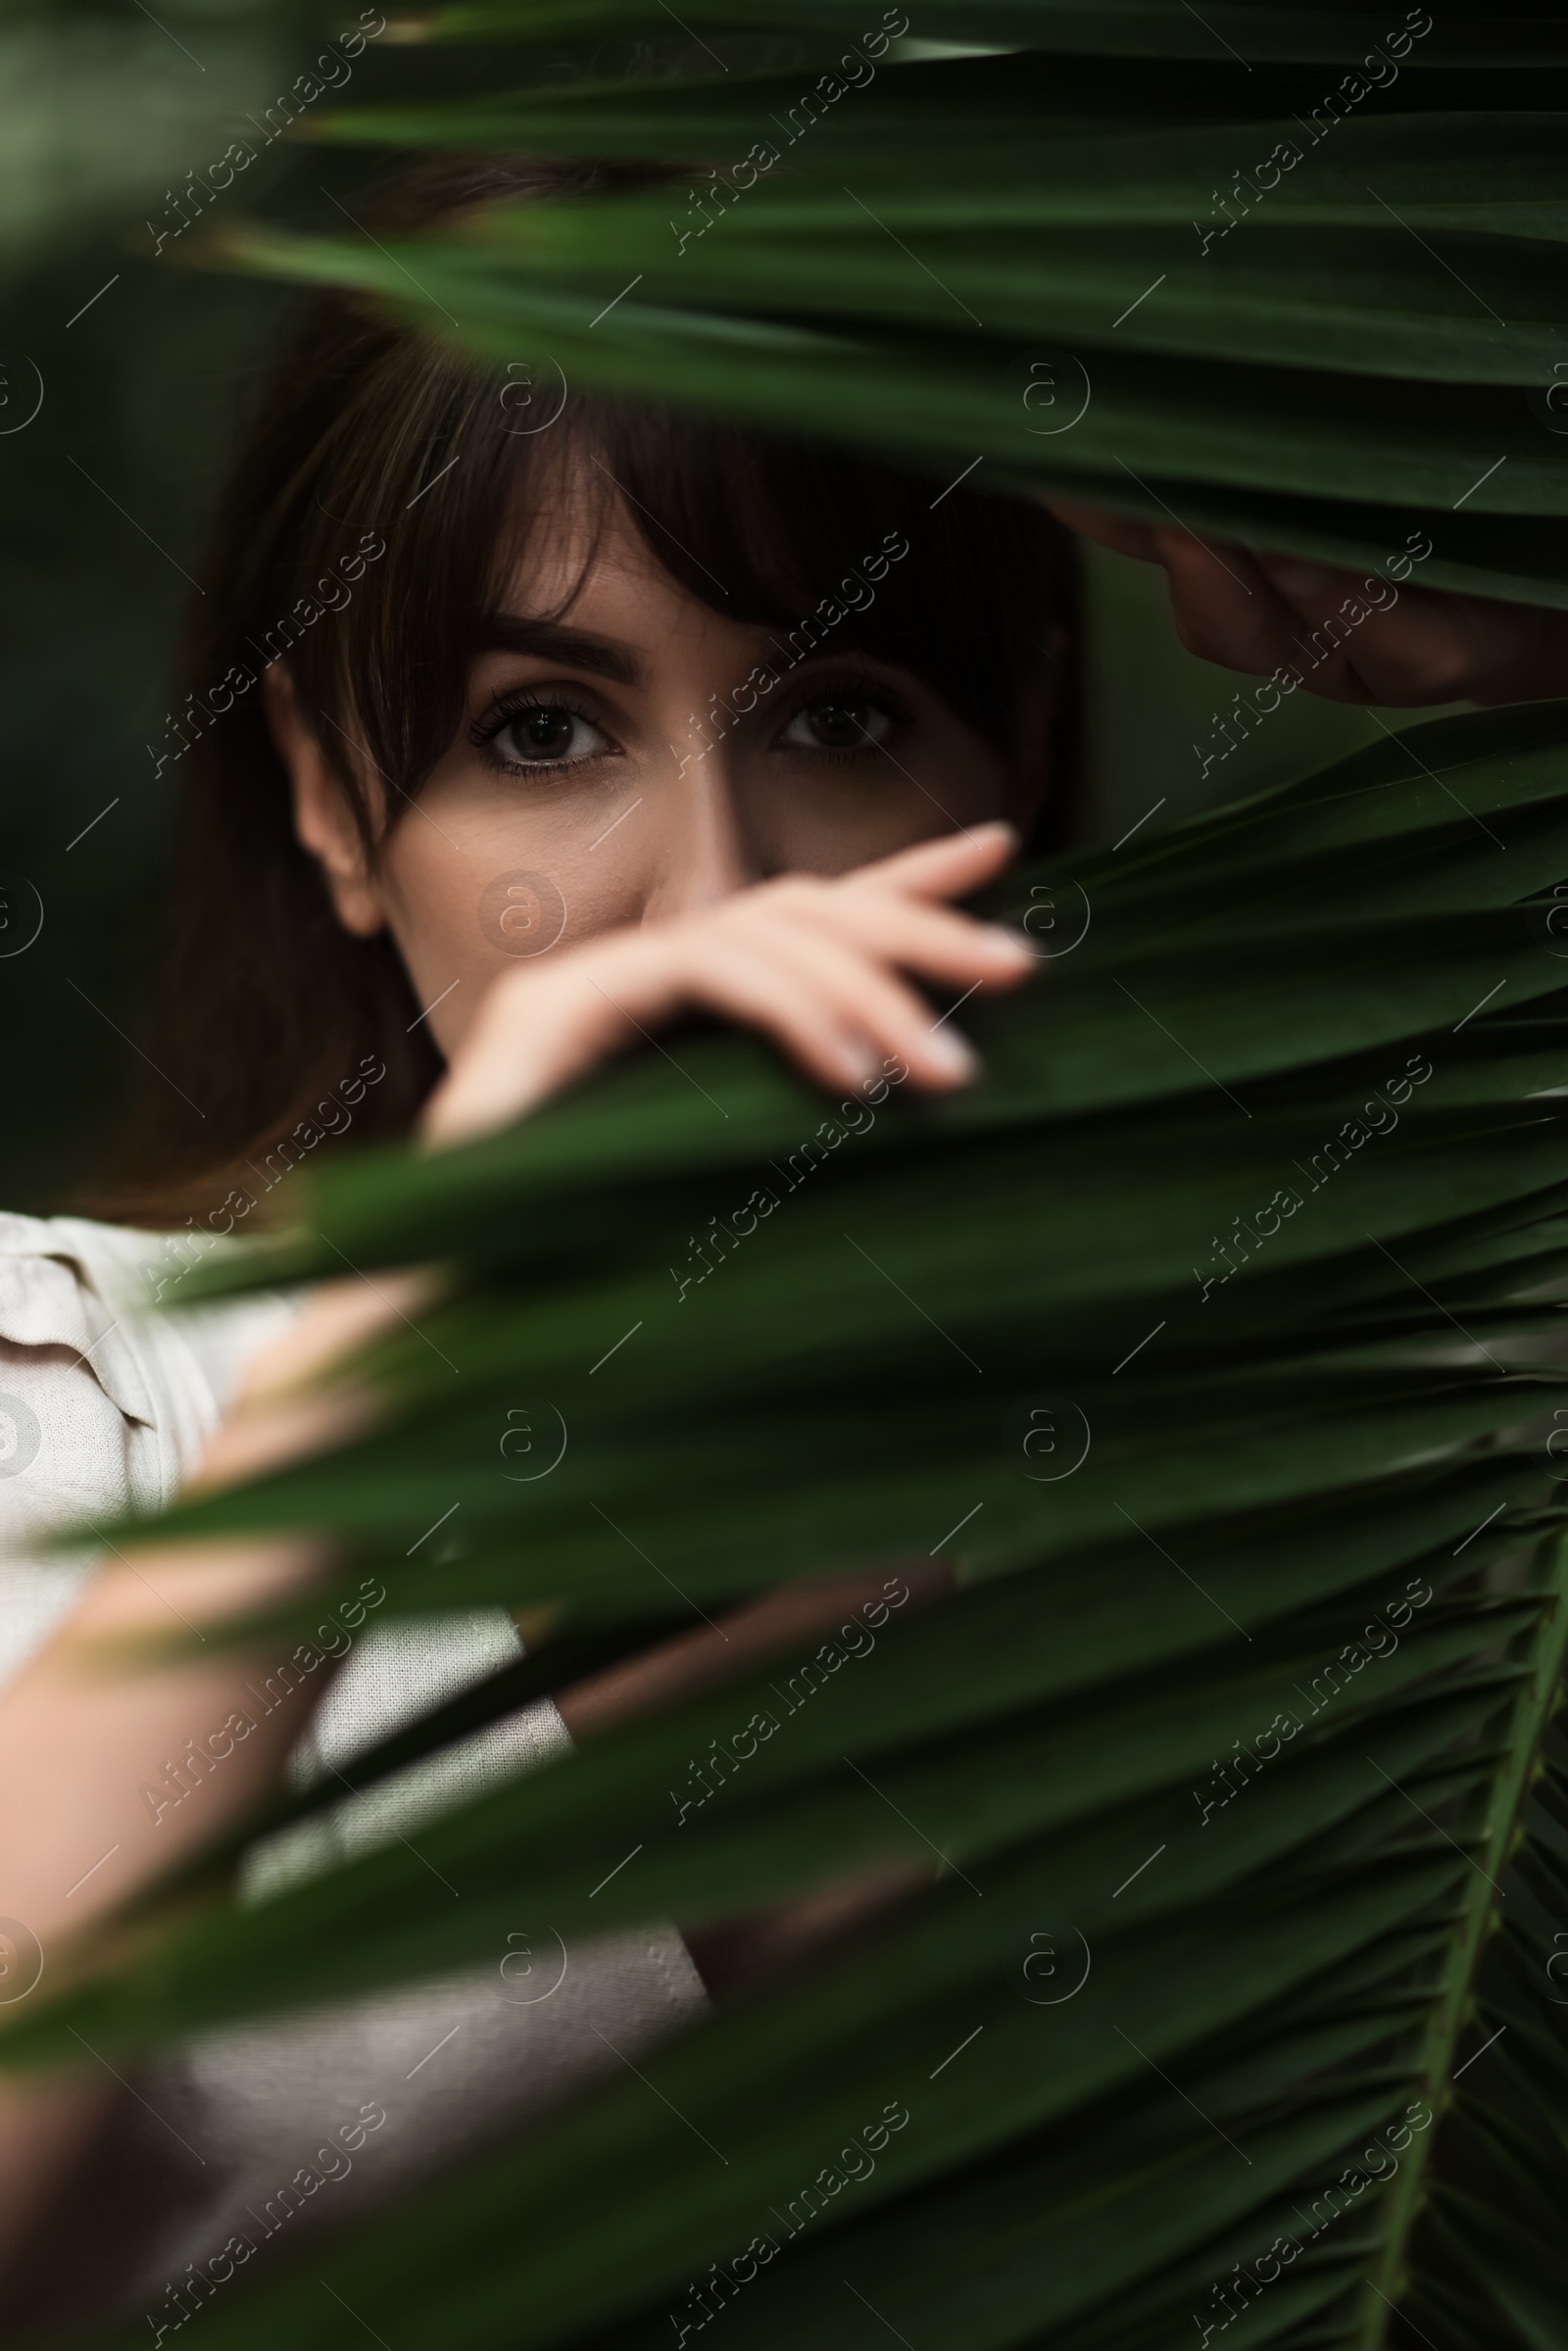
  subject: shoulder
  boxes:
[0,1205,304,1547]
[0,1210,160,1456]
[0,1208,306,1688]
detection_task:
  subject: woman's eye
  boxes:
[781,695,899,755]
[492,704,611,766]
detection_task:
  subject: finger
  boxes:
[423,828,1027,1147]
[1256,556,1568,706]
[428,930,867,1136]
[675,930,929,1093]
[783,889,1035,991]
[1040,499,1166,564]
[842,818,1018,902]
[421,954,645,1141]
[734,911,983,1089]
[1251,554,1420,702]
[1154,531,1303,677]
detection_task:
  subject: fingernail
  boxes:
[925,1025,977,1079]
[1259,555,1342,600]
[987,923,1036,959]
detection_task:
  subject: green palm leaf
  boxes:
[13,708,1568,2351]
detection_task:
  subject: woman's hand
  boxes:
[1048,500,1568,709]
[421,821,1035,1147]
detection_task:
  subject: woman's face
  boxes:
[284,476,1050,1061]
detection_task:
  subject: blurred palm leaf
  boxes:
[0,0,300,277]
[203,0,1568,601]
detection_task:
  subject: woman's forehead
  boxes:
[493,479,753,655]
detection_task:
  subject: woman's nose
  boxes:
[638,747,761,920]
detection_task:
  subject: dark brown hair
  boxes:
[82,156,1084,1228]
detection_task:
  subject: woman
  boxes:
[1,155,1562,2327]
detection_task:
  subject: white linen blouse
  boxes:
[0,1210,706,2324]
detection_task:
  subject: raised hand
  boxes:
[1048,499,1568,710]
[421,821,1035,1146]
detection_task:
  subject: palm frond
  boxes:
[13,708,1568,2351]
[199,6,1568,600]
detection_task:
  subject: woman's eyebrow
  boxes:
[474,615,645,687]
